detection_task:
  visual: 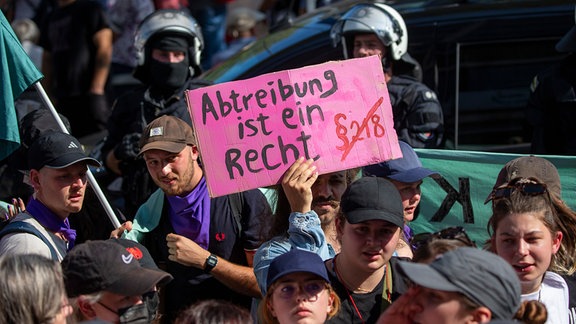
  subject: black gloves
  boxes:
[113,132,142,160]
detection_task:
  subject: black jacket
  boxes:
[388,75,444,148]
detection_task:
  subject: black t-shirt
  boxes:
[325,256,408,324]
[39,0,109,98]
[326,264,385,324]
[143,189,272,323]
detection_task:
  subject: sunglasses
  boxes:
[487,177,548,202]
[410,226,476,251]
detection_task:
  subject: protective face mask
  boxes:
[116,291,159,324]
[148,59,190,90]
[117,303,150,324]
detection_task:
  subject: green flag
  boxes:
[0,11,43,161]
[413,149,576,247]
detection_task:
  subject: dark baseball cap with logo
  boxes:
[109,238,160,270]
[62,240,173,298]
[340,177,404,228]
[27,131,100,171]
[139,115,196,155]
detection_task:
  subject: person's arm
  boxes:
[105,149,122,175]
[166,233,261,298]
[253,239,290,295]
[287,211,333,258]
[101,96,141,175]
[253,211,333,296]
[282,158,331,256]
[281,157,317,213]
[401,82,444,148]
[254,158,334,295]
[91,27,112,94]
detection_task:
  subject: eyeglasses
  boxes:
[410,226,476,251]
[273,280,328,300]
[486,177,548,202]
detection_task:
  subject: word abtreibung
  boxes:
[200,70,339,179]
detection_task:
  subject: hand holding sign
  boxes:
[186,56,402,197]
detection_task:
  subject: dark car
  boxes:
[202,0,574,152]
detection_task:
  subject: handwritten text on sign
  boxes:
[186,56,401,197]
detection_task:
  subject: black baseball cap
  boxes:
[340,177,404,228]
[62,240,173,298]
[397,247,521,320]
[27,131,100,171]
[109,238,160,270]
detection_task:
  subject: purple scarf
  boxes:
[26,197,76,250]
[167,177,211,249]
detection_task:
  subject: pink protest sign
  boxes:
[186,56,402,197]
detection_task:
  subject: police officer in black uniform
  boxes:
[101,9,211,217]
[526,8,576,155]
[330,3,444,148]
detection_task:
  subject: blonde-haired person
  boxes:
[486,177,568,324]
[259,249,340,324]
[0,254,72,324]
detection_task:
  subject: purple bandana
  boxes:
[167,177,211,249]
[26,197,76,250]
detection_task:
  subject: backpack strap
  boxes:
[228,192,244,236]
[0,221,60,261]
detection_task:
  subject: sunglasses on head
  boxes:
[410,226,476,251]
[487,177,548,202]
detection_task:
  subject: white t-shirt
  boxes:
[521,271,569,324]
[0,213,65,261]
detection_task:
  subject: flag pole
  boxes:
[34,82,122,229]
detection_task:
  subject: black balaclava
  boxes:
[147,34,190,91]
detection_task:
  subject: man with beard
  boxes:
[115,116,272,323]
[253,158,358,296]
[101,9,211,217]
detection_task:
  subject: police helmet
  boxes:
[134,9,204,81]
[330,3,407,61]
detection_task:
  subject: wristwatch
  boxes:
[204,254,218,273]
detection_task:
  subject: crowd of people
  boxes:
[2,1,576,324]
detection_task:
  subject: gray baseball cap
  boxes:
[397,247,521,320]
